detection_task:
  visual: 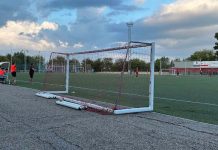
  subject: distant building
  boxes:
[171,61,218,75]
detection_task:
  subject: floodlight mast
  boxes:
[127,22,133,74]
[21,50,28,72]
[38,51,41,73]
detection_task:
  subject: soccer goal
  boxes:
[36,42,155,114]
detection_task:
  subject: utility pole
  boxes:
[10,49,13,66]
[24,50,28,72]
[38,51,41,73]
[160,59,162,75]
[21,50,28,72]
[85,59,87,73]
[74,59,77,73]
[127,22,133,75]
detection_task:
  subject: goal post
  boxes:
[41,52,70,94]
[37,42,155,114]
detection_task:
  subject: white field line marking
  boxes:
[17,80,218,107]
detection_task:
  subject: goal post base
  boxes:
[55,95,114,114]
[36,92,153,115]
[113,107,153,115]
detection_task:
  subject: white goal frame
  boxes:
[36,42,155,114]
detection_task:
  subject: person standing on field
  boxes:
[29,63,35,83]
[135,67,139,77]
[10,62,16,85]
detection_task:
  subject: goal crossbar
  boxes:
[50,43,152,56]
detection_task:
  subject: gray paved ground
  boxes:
[0,84,218,150]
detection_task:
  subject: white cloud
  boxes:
[41,21,59,31]
[59,40,68,48]
[160,0,218,15]
[111,41,127,47]
[0,21,58,50]
[157,39,178,48]
[145,0,218,26]
[73,42,84,48]
[141,0,218,57]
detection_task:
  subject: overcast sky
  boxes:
[0,0,218,59]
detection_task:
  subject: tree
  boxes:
[187,50,215,61]
[81,58,94,72]
[155,57,171,71]
[0,55,9,62]
[81,58,93,67]
[214,33,218,60]
[48,56,66,66]
[214,33,218,50]
[130,59,147,71]
[112,59,126,72]
[70,58,80,66]
[92,59,102,72]
[102,58,113,71]
[12,52,26,70]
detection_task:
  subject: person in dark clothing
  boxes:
[29,63,35,83]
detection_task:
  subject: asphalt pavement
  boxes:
[0,84,218,150]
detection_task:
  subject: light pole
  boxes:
[10,49,13,66]
[21,50,28,72]
[127,22,133,74]
[38,51,41,73]
[160,59,162,75]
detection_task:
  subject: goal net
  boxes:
[161,68,176,75]
[39,42,155,114]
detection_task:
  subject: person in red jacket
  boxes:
[10,62,16,85]
[0,68,4,76]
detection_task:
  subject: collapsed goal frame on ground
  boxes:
[36,41,155,115]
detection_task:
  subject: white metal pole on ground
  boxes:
[65,54,70,93]
[114,107,152,115]
[56,100,84,110]
[56,96,113,113]
[149,42,155,111]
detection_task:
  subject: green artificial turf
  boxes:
[14,72,218,124]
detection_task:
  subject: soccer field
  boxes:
[14,72,218,124]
